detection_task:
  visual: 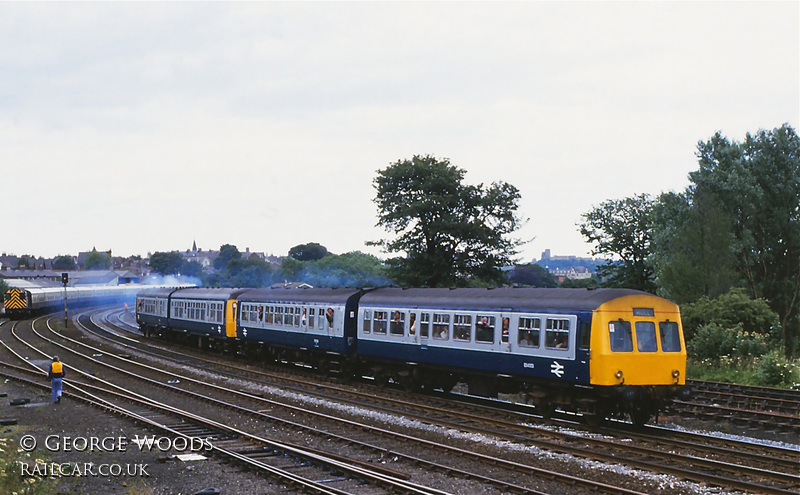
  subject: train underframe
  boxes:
[140,325,687,426]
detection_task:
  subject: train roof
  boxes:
[169,287,249,301]
[360,287,655,312]
[239,287,362,304]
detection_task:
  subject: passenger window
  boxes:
[390,311,405,335]
[373,311,387,334]
[636,321,657,352]
[409,313,417,335]
[501,317,509,343]
[276,307,283,325]
[309,308,316,328]
[609,320,633,352]
[419,313,430,338]
[659,321,682,352]
[432,313,449,340]
[518,317,540,347]
[476,316,495,343]
[546,318,569,349]
[453,314,471,341]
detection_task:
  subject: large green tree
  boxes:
[289,243,329,262]
[84,251,112,270]
[650,190,739,304]
[52,255,76,271]
[149,252,185,275]
[371,155,524,287]
[579,193,657,292]
[689,124,800,355]
[213,244,242,271]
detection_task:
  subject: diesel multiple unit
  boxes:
[136,286,688,425]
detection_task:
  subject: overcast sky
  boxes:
[2,2,797,263]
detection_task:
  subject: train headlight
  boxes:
[615,370,623,380]
[672,370,680,378]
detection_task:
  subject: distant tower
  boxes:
[541,249,551,260]
[192,240,198,252]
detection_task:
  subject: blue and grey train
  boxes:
[136,286,689,425]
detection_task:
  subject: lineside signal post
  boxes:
[62,272,68,328]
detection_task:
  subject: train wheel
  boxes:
[630,407,651,427]
[536,400,555,419]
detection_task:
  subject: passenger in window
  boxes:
[502,318,510,343]
[301,308,307,326]
[476,317,493,342]
[390,311,404,334]
[409,314,416,335]
[519,330,532,347]
[258,306,264,322]
[555,334,567,348]
[326,308,334,328]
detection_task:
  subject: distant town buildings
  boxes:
[536,249,601,281]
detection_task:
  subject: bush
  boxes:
[755,350,800,387]
[681,288,780,343]
[688,323,770,363]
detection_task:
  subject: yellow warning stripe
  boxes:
[4,289,27,309]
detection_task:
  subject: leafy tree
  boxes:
[371,154,524,287]
[52,255,76,271]
[289,243,330,262]
[226,257,273,287]
[650,190,739,304]
[690,124,800,355]
[213,244,241,271]
[181,260,205,280]
[84,251,112,270]
[0,278,8,297]
[149,252,185,275]
[579,193,656,292]
[560,277,599,289]
[278,251,389,288]
[506,263,558,287]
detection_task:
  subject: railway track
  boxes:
[671,379,800,437]
[92,309,800,492]
[3,310,799,494]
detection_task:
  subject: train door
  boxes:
[225,300,238,338]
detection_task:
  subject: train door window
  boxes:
[635,321,657,352]
[453,314,471,341]
[609,320,633,352]
[432,313,449,340]
[546,318,569,349]
[257,305,264,323]
[409,313,417,335]
[659,321,682,352]
[476,315,495,343]
[294,307,301,327]
[501,317,510,343]
[266,306,274,324]
[309,308,316,328]
[362,310,371,333]
[326,308,334,328]
[578,320,591,350]
[240,305,248,322]
[275,307,283,325]
[518,317,540,347]
[389,311,405,336]
[419,313,430,338]
[373,311,387,334]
